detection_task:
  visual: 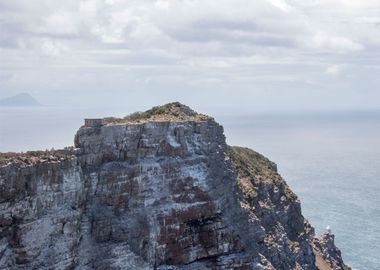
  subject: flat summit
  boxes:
[102,102,210,125]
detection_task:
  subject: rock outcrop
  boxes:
[0,103,350,269]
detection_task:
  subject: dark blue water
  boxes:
[1,108,379,270]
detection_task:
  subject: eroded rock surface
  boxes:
[0,103,350,269]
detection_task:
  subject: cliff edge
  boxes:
[0,103,350,269]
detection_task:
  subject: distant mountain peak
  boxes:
[0,93,41,107]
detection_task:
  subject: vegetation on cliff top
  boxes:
[103,102,210,124]
[0,148,75,167]
[227,146,278,179]
[227,146,297,200]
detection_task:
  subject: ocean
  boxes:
[1,107,379,270]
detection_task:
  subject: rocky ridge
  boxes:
[0,103,350,269]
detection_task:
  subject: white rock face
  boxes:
[0,108,349,270]
[0,159,84,269]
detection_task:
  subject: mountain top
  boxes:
[103,102,210,125]
[0,93,41,107]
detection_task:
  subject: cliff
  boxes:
[0,103,350,270]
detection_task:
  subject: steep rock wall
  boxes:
[0,157,84,269]
[0,107,349,270]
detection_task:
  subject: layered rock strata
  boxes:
[0,103,350,269]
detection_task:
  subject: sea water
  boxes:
[1,107,379,270]
[220,112,380,270]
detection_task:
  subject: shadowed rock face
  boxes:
[0,103,350,270]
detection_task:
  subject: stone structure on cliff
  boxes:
[0,103,350,270]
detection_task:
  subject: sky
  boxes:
[0,0,380,113]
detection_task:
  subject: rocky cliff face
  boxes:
[0,103,350,270]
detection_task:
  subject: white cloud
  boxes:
[267,0,292,12]
[40,39,69,56]
[0,0,375,58]
[0,0,379,111]
[325,64,346,76]
[43,12,79,36]
[311,32,363,52]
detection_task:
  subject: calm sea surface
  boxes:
[1,107,379,270]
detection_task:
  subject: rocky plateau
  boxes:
[0,103,350,270]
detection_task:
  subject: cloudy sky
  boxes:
[0,0,379,112]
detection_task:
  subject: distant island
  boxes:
[0,93,41,107]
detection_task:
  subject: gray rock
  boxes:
[0,103,349,270]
